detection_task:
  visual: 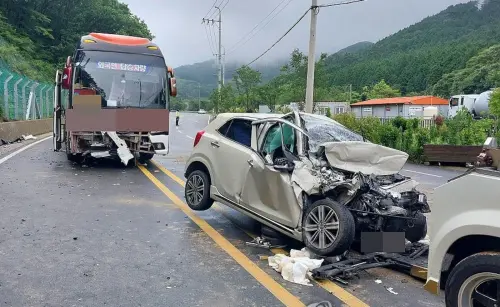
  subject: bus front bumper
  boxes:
[149,134,169,155]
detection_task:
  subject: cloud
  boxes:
[120,0,471,66]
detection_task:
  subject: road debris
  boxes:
[268,248,324,286]
[246,236,286,250]
[385,287,398,295]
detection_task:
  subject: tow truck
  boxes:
[53,33,177,165]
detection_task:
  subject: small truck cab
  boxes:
[425,164,500,306]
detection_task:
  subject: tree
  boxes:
[257,78,282,112]
[233,65,261,111]
[363,80,401,99]
[488,88,500,120]
[209,84,236,113]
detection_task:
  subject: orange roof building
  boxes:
[350,96,449,118]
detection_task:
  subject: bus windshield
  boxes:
[73,50,167,109]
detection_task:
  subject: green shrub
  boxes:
[333,111,494,162]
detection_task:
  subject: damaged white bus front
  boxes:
[53,33,177,165]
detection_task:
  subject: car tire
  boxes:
[302,199,355,256]
[185,170,213,211]
[445,252,500,307]
[405,212,427,243]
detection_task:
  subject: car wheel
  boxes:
[185,170,213,211]
[405,212,427,243]
[302,199,355,256]
[445,252,500,307]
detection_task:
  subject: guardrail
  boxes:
[0,67,68,121]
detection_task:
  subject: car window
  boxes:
[217,120,232,136]
[261,122,296,157]
[222,119,252,147]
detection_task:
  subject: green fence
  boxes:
[0,66,66,121]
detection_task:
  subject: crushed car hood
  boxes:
[317,141,409,176]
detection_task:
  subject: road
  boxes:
[0,112,462,307]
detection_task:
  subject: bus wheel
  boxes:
[138,153,154,163]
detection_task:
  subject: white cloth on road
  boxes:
[268,248,324,286]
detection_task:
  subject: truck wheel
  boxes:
[405,212,427,243]
[445,252,500,307]
[302,199,355,256]
[185,170,213,211]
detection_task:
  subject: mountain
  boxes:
[174,41,373,99]
[335,41,374,55]
[174,59,287,99]
[0,0,152,82]
[322,0,500,96]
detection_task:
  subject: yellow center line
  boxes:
[138,165,305,307]
[151,160,370,307]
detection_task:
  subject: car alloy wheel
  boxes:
[457,272,500,307]
[186,174,204,206]
[304,204,340,250]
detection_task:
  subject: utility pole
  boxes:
[305,0,318,114]
[349,84,352,104]
[222,46,226,86]
[198,82,201,110]
[202,6,222,113]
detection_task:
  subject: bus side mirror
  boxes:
[168,67,174,78]
[169,77,177,97]
[62,66,72,90]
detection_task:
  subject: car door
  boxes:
[240,118,309,228]
[210,117,256,204]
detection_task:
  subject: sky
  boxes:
[120,0,472,67]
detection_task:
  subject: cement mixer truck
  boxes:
[447,90,492,119]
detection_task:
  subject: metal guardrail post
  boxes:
[26,82,39,120]
[22,80,32,118]
[45,87,51,118]
[13,78,23,120]
[4,74,13,120]
[38,84,47,118]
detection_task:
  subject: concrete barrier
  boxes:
[0,119,52,142]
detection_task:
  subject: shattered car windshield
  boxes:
[300,114,364,152]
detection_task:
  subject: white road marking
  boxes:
[401,169,442,178]
[186,136,194,140]
[0,136,52,165]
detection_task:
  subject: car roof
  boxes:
[215,113,284,120]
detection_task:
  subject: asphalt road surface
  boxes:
[0,112,463,307]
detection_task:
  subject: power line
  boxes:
[226,0,291,55]
[203,0,219,19]
[246,7,311,66]
[204,25,216,55]
[318,0,365,8]
[208,0,229,20]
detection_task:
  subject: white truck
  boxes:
[448,90,493,119]
[424,166,500,306]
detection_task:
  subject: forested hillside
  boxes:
[323,0,500,95]
[0,0,152,81]
[174,59,286,99]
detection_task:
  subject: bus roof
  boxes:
[77,33,163,57]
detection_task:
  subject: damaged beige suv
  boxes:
[184,111,430,256]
